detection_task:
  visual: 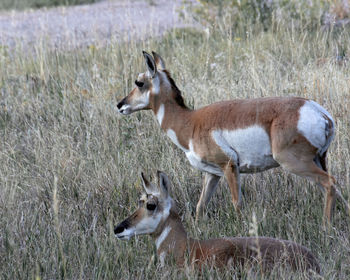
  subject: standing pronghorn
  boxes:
[117,51,348,223]
[114,171,320,273]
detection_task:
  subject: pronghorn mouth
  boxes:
[118,105,132,115]
[115,234,131,240]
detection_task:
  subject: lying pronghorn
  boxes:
[117,51,348,223]
[114,171,320,273]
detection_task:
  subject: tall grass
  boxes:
[1,7,350,279]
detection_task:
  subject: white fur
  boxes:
[152,75,160,94]
[186,140,223,176]
[166,129,188,152]
[297,100,334,154]
[159,251,166,267]
[161,198,172,222]
[157,104,165,125]
[212,126,278,173]
[118,213,163,239]
[115,228,133,240]
[119,104,132,115]
[159,71,170,87]
[227,257,234,266]
[132,90,150,111]
[212,131,239,163]
[155,226,171,249]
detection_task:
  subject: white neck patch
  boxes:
[157,104,165,126]
[155,225,171,249]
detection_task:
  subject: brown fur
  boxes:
[153,208,320,273]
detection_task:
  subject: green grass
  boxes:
[1,10,350,280]
[0,0,100,10]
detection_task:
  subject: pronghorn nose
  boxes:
[114,220,129,235]
[114,225,124,235]
[117,98,125,110]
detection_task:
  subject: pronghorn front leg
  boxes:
[223,160,242,213]
[195,173,220,221]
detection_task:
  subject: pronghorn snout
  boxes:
[117,97,130,115]
[114,220,130,238]
[116,98,125,110]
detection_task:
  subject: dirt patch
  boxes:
[0,0,195,51]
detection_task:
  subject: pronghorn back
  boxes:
[189,236,320,273]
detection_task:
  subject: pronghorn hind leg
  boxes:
[274,150,336,224]
[223,160,242,214]
[195,173,220,221]
[314,152,349,211]
[316,152,350,215]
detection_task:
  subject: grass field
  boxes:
[1,2,350,279]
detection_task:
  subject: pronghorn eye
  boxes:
[135,80,144,88]
[146,203,156,211]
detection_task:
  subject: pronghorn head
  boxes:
[114,171,173,240]
[117,51,186,115]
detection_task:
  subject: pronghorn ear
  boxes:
[140,172,157,194]
[157,170,170,199]
[152,51,166,70]
[142,51,157,78]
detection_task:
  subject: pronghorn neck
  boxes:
[151,207,190,265]
[155,101,191,126]
[152,96,193,152]
[152,93,192,128]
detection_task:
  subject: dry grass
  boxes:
[1,8,350,279]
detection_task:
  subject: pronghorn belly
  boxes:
[186,140,224,176]
[297,100,334,155]
[212,126,279,173]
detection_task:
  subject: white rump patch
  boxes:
[157,104,165,125]
[186,140,223,176]
[297,100,334,154]
[156,226,171,249]
[212,125,277,173]
[166,129,188,152]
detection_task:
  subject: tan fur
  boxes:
[115,172,320,274]
[117,51,344,224]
